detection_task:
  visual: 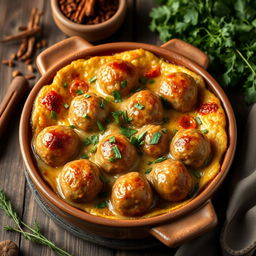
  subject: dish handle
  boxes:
[36,36,93,75]
[149,200,217,247]
[161,39,209,69]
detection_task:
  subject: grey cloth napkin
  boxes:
[175,104,256,256]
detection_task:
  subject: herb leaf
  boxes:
[134,103,145,110]
[149,132,162,144]
[112,145,122,159]
[120,127,137,138]
[113,91,122,103]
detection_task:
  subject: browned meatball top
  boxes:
[159,72,198,112]
[59,159,102,203]
[170,129,211,168]
[95,134,138,174]
[69,93,110,131]
[111,172,153,216]
[97,60,139,97]
[139,125,170,157]
[126,90,164,127]
[148,159,193,202]
[35,125,79,167]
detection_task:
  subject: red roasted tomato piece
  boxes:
[44,131,71,150]
[178,115,197,129]
[144,66,161,78]
[198,103,219,115]
[109,61,133,74]
[41,91,62,113]
[69,79,89,96]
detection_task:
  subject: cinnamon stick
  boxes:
[0,26,41,43]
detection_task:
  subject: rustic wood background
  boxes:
[0,0,250,255]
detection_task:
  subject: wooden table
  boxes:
[0,0,250,255]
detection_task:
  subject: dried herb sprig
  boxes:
[0,189,72,256]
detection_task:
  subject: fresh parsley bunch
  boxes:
[150,0,256,103]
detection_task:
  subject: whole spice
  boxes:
[0,240,18,256]
[58,0,119,25]
[0,190,72,256]
[150,0,256,103]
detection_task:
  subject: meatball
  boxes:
[95,134,138,174]
[59,159,102,203]
[111,172,153,216]
[69,93,110,131]
[35,125,79,167]
[159,72,198,112]
[139,125,170,157]
[97,60,139,97]
[148,159,193,202]
[126,90,164,127]
[170,129,211,168]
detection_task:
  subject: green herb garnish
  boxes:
[112,91,122,103]
[84,94,91,98]
[191,170,201,179]
[149,79,155,84]
[154,156,167,163]
[97,121,105,132]
[109,136,116,144]
[112,145,122,159]
[100,99,107,109]
[195,117,202,125]
[201,129,209,134]
[163,117,170,123]
[145,168,153,174]
[91,135,99,145]
[95,201,107,209]
[63,103,69,109]
[187,184,199,199]
[161,96,172,109]
[120,80,128,88]
[89,76,97,83]
[83,138,91,146]
[139,77,148,84]
[80,153,89,159]
[90,145,97,153]
[161,128,168,134]
[173,129,178,135]
[120,127,137,138]
[109,157,115,162]
[63,82,68,88]
[149,132,162,145]
[82,113,89,119]
[134,103,145,110]
[137,130,147,142]
[100,175,109,184]
[76,89,84,95]
[50,110,57,120]
[112,111,123,124]
[69,125,76,129]
[122,111,132,123]
[105,96,112,102]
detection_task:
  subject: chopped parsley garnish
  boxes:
[84,94,91,98]
[82,113,89,119]
[91,135,99,145]
[89,76,97,83]
[187,184,199,199]
[83,138,91,146]
[137,130,147,142]
[191,170,201,179]
[120,80,128,88]
[90,145,97,153]
[149,79,155,84]
[173,129,178,135]
[97,121,105,132]
[100,99,107,109]
[201,129,209,134]
[130,136,138,145]
[69,125,76,129]
[149,132,162,145]
[134,103,145,110]
[100,175,109,184]
[145,168,152,174]
[195,117,202,125]
[80,154,89,159]
[109,136,116,144]
[63,82,68,88]
[120,127,137,138]
[76,89,84,95]
[95,201,107,209]
[112,91,122,103]
[161,128,168,134]
[112,145,122,159]
[122,111,132,123]
[161,96,172,109]
[109,157,115,162]
[112,111,123,124]
[139,77,148,84]
[50,111,57,120]
[63,103,69,109]
[154,156,167,164]
[105,96,112,102]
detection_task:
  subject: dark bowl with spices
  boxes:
[51,0,127,42]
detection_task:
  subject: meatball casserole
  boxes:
[31,49,227,219]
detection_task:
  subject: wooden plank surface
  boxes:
[0,0,251,256]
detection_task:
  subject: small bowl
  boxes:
[50,0,127,42]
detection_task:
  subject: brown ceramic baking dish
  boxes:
[19,36,236,247]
